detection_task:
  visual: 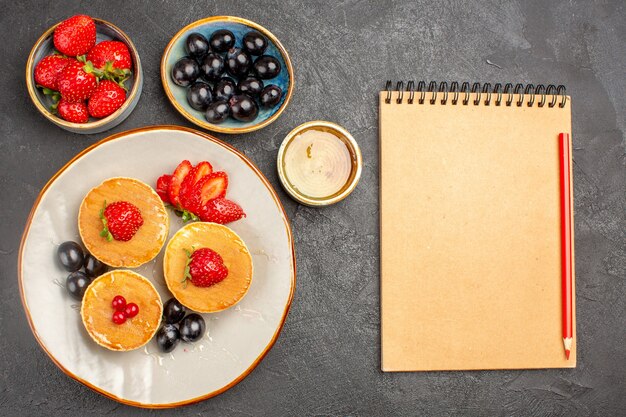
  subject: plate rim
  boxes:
[160,15,295,134]
[17,125,296,408]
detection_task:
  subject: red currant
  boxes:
[112,310,127,324]
[125,302,139,318]
[112,295,126,311]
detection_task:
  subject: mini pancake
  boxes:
[164,222,253,313]
[81,270,163,351]
[78,177,169,268]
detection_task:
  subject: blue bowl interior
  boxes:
[165,20,290,131]
[32,22,138,122]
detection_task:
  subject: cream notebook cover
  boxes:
[379,82,575,371]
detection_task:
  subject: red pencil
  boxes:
[559,133,573,360]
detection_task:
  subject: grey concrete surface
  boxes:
[1,0,624,415]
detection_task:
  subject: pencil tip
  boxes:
[563,337,573,360]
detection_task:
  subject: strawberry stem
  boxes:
[180,209,199,223]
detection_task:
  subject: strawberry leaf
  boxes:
[181,247,195,288]
[99,200,113,242]
[100,61,132,90]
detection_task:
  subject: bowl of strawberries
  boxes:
[26,15,142,134]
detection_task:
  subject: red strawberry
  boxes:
[34,55,71,90]
[185,172,228,213]
[100,200,144,242]
[198,198,245,224]
[53,15,96,56]
[168,160,193,208]
[184,247,228,287]
[179,162,213,210]
[56,99,89,123]
[156,174,172,203]
[58,60,98,102]
[87,80,126,118]
[87,40,132,71]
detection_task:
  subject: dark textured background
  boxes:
[1,1,625,416]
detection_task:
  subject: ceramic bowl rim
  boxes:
[277,120,363,206]
[160,15,294,134]
[25,17,143,130]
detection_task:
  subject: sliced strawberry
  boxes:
[179,161,213,210]
[198,198,245,224]
[185,172,228,213]
[156,174,172,203]
[168,160,192,208]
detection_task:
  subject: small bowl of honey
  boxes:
[277,121,362,206]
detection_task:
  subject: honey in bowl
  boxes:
[278,121,362,206]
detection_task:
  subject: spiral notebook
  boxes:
[380,81,576,371]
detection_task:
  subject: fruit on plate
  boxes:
[53,14,96,56]
[242,31,268,56]
[179,314,206,342]
[57,241,85,272]
[164,222,253,313]
[110,294,140,324]
[33,14,134,124]
[34,55,71,91]
[56,241,107,300]
[168,160,193,208]
[156,323,180,353]
[83,253,107,277]
[181,170,227,213]
[185,32,210,58]
[183,247,228,287]
[171,57,200,87]
[178,161,214,210]
[253,55,281,79]
[100,200,144,242]
[170,28,285,125]
[163,298,186,324]
[88,80,127,118]
[156,174,172,203]
[78,177,168,268]
[155,298,207,353]
[66,271,92,300]
[87,40,132,71]
[198,198,245,224]
[57,59,98,102]
[155,160,244,225]
[81,270,162,351]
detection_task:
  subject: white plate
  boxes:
[18,126,295,408]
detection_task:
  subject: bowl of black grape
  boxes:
[161,16,293,134]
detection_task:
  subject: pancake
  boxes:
[78,177,169,268]
[164,222,253,313]
[81,270,163,351]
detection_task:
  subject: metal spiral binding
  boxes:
[384,81,567,108]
